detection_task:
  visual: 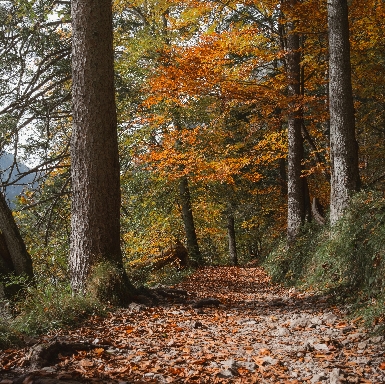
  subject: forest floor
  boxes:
[1,266,385,383]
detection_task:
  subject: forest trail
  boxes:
[1,267,385,383]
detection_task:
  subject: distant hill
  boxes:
[0,152,38,207]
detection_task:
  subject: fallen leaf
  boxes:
[94,348,105,355]
[79,359,94,367]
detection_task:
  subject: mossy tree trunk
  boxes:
[70,0,135,304]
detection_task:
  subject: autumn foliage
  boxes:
[8,0,385,291]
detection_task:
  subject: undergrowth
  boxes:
[0,263,192,346]
[264,190,385,328]
[0,316,21,349]
[0,282,106,346]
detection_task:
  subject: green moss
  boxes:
[87,261,135,306]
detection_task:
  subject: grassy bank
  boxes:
[264,190,385,329]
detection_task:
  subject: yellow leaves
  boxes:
[223,26,276,62]
[252,131,287,167]
[17,195,28,205]
[176,6,211,29]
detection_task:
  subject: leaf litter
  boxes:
[1,266,385,383]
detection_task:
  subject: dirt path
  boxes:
[1,267,384,383]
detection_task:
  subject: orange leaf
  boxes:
[94,348,104,356]
[192,359,207,365]
[168,367,184,375]
[259,348,271,356]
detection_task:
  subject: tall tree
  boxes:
[284,0,308,241]
[174,113,203,265]
[327,0,360,225]
[70,0,134,303]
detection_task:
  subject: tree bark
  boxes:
[70,0,134,303]
[285,0,307,242]
[0,190,33,296]
[327,0,360,225]
[178,176,202,265]
[0,192,33,276]
[227,214,238,266]
[278,157,288,197]
[312,197,326,225]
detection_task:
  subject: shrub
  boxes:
[263,220,325,285]
[12,282,105,336]
[0,304,21,348]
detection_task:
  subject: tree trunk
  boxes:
[327,0,360,225]
[227,214,238,266]
[285,1,307,242]
[178,176,202,265]
[70,0,134,303]
[278,157,288,197]
[0,191,33,297]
